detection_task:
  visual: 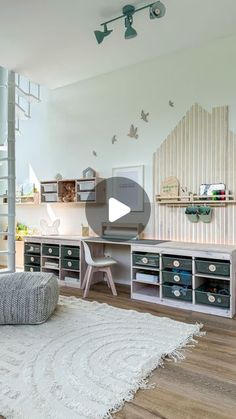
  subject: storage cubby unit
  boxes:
[41,181,58,203]
[24,238,84,288]
[132,281,160,304]
[40,177,105,204]
[131,244,236,317]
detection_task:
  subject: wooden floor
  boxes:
[60,283,236,419]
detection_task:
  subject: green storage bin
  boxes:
[42,244,59,257]
[61,258,80,271]
[25,243,41,255]
[25,265,41,272]
[195,259,230,277]
[61,245,80,259]
[162,283,192,302]
[24,254,41,266]
[162,270,192,286]
[162,256,192,272]
[133,252,159,268]
[195,285,230,308]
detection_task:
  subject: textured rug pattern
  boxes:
[0,297,202,419]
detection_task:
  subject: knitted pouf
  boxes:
[0,272,59,325]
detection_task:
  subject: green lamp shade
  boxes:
[94,25,113,44]
[149,1,166,19]
[124,16,137,40]
[125,25,137,39]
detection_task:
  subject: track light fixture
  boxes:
[94,1,166,44]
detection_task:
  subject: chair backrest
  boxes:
[82,241,95,266]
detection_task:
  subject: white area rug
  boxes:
[0,297,203,419]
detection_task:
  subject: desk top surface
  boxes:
[25,235,236,253]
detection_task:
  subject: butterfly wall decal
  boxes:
[40,219,60,236]
[169,100,174,107]
[111,135,117,144]
[141,110,149,122]
[92,150,97,157]
[128,124,139,139]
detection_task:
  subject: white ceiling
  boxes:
[0,0,236,89]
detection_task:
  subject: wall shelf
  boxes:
[155,194,236,207]
[40,177,105,204]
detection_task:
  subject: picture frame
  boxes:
[112,165,144,211]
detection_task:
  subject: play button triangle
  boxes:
[108,197,131,222]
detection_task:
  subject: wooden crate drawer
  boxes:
[133,253,159,268]
[195,286,230,308]
[24,255,41,266]
[61,258,80,270]
[195,259,230,277]
[162,283,192,302]
[25,243,41,255]
[42,244,59,257]
[162,256,192,271]
[162,270,192,286]
[25,265,41,272]
[61,245,80,259]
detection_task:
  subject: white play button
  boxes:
[108,197,131,222]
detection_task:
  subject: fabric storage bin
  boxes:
[135,271,159,283]
[78,192,95,201]
[162,270,192,286]
[162,283,192,302]
[61,246,80,259]
[133,252,159,268]
[162,256,192,271]
[61,258,80,270]
[24,255,41,266]
[195,259,230,277]
[78,181,95,191]
[195,285,230,308]
[42,183,57,193]
[42,193,58,202]
[25,265,41,272]
[25,243,41,255]
[42,244,59,257]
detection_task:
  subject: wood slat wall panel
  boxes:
[154,104,235,244]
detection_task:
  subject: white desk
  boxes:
[24,235,236,318]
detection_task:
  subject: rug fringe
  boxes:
[102,323,205,419]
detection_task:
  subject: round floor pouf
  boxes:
[0,272,59,325]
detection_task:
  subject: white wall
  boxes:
[15,34,236,237]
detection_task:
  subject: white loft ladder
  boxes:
[0,68,16,273]
[15,74,40,135]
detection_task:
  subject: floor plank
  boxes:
[60,283,236,419]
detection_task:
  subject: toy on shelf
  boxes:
[58,181,76,202]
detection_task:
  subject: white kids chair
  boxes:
[82,241,118,298]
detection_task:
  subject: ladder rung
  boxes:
[0,250,11,255]
[0,214,15,217]
[0,158,14,162]
[0,176,15,180]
